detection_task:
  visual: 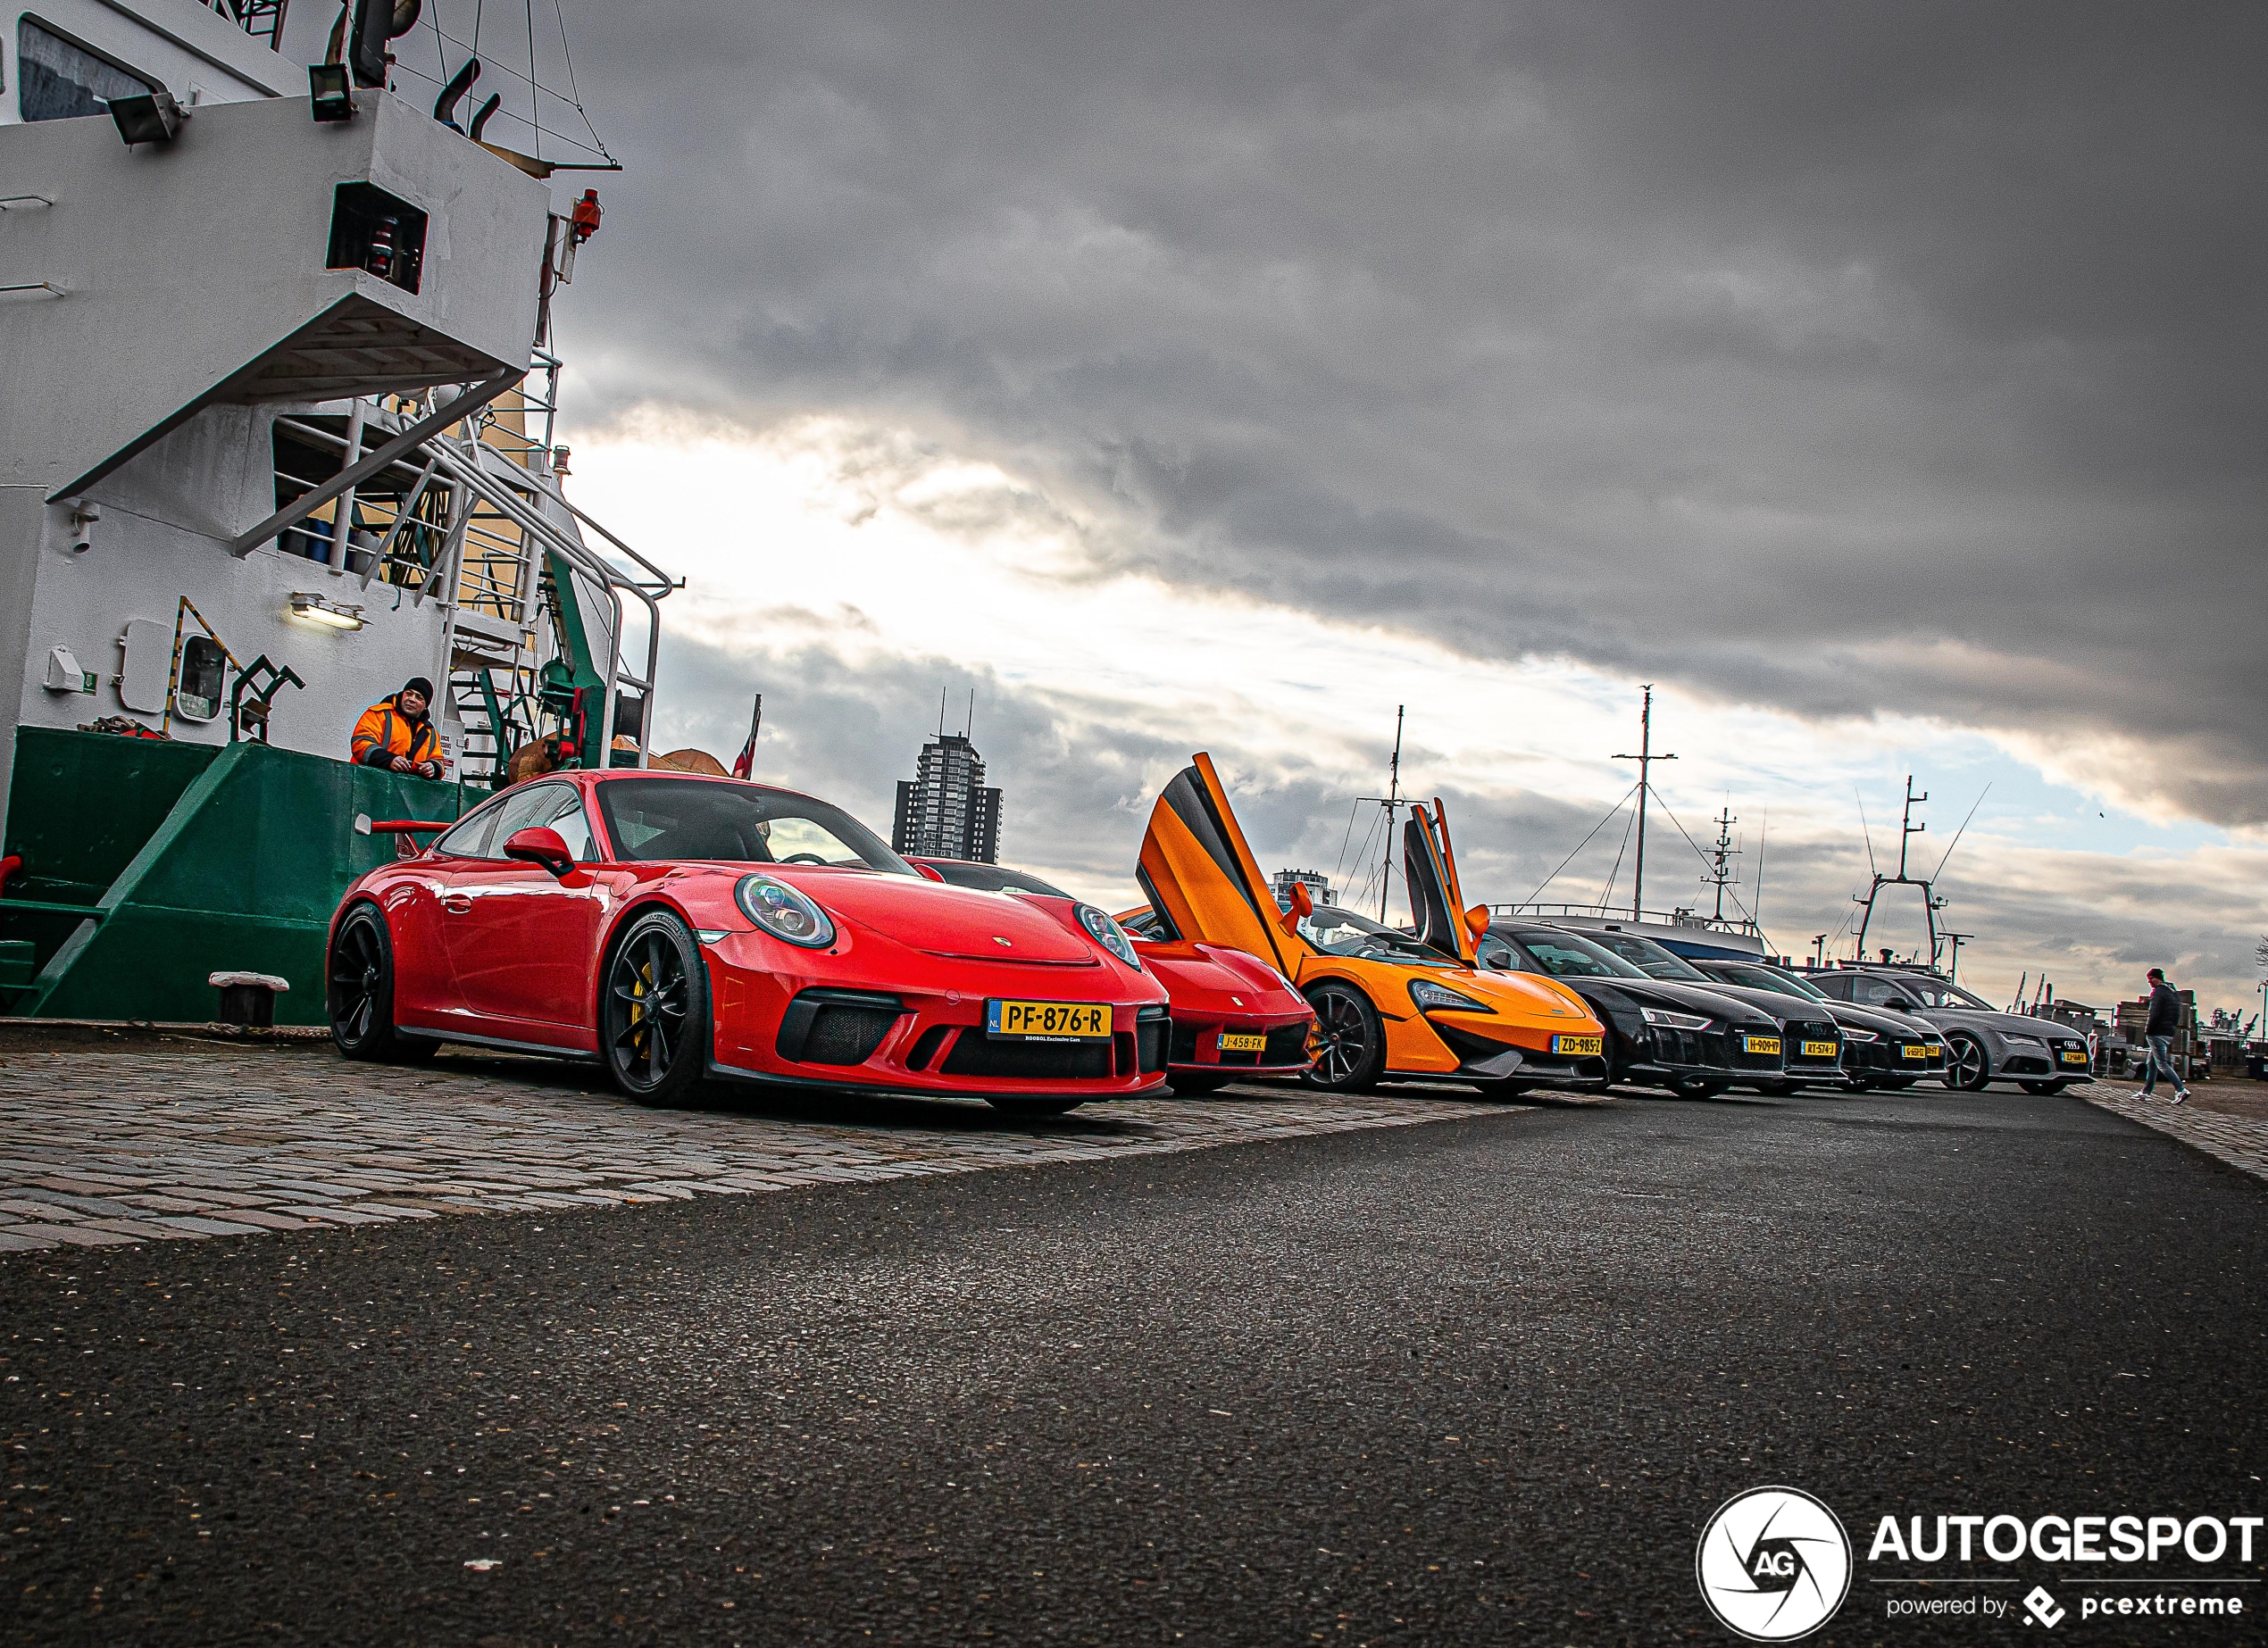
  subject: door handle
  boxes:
[442,895,472,914]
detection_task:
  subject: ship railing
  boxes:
[1490,900,1764,937]
[248,374,673,776]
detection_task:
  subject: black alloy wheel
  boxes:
[987,1097,1086,1117]
[2020,1079,2070,1095]
[1943,1032,1990,1091]
[328,904,433,1063]
[602,909,711,1106]
[1301,982,1384,1092]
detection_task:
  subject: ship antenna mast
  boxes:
[1705,801,1741,923]
[1613,685,1677,920]
[1355,705,1407,923]
[1852,775,1945,968]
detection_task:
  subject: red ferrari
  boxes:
[328,772,1170,1113]
[910,857,1316,1095]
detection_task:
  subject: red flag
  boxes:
[731,694,761,778]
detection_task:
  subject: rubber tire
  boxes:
[2020,1079,2070,1095]
[601,908,712,1108]
[1667,1074,1730,1099]
[1168,1072,1233,1095]
[1944,1032,1990,1092]
[1301,981,1385,1093]
[987,1097,1085,1117]
[1756,1080,1800,1097]
[328,903,432,1063]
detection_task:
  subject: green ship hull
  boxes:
[1,728,463,1026]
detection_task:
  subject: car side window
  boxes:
[482,783,577,861]
[1476,936,1521,970]
[1850,977,1898,1005]
[538,788,599,861]
[433,800,504,859]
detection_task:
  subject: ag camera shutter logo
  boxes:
[1696,1486,1853,1641]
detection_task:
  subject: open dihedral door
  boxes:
[1403,799,1478,964]
[1137,754,1298,977]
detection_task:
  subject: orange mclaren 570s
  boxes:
[1130,756,1610,1095]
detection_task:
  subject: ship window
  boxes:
[18,18,159,122]
[172,637,227,724]
[327,182,428,295]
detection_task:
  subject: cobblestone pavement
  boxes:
[0,1030,1516,1253]
[2081,1076,2268,1186]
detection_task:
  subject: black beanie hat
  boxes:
[401,677,434,702]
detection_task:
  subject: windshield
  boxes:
[920,860,1070,897]
[596,778,914,873]
[1502,929,1651,980]
[1582,929,1709,982]
[1713,961,1830,1001]
[1297,903,1442,963]
[1907,978,1990,1011]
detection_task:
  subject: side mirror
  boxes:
[1464,904,1492,942]
[912,861,946,883]
[503,825,576,879]
[1884,999,1914,1013]
[1279,879,1313,935]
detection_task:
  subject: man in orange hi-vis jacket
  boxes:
[351,677,445,778]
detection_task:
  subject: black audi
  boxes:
[1684,958,1948,1091]
[1478,922,1788,1098]
[1572,926,1849,1094]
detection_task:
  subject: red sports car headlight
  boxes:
[735,873,835,949]
[1075,903,1142,970]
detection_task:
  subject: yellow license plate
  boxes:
[1744,1035,1781,1056]
[1552,1034,1603,1056]
[987,999,1112,1040]
[1801,1040,1838,1058]
[1902,1045,1930,1060]
[2061,1050,2089,1065]
[1218,1031,1265,1053]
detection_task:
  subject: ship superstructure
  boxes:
[0,0,667,1020]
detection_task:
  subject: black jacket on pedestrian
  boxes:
[2145,981,2183,1038]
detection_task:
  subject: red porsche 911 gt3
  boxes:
[328,771,1170,1113]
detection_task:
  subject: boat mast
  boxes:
[1380,705,1404,922]
[1851,776,1945,965]
[1706,802,1739,923]
[1354,706,1407,922]
[1613,685,1675,920]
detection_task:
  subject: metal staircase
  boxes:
[251,349,673,792]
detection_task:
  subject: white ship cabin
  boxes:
[0,0,665,843]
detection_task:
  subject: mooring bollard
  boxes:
[208,970,289,1028]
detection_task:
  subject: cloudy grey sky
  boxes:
[352,3,2268,1007]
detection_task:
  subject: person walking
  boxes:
[2139,967,2191,1103]
[351,677,445,779]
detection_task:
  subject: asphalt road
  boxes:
[4,1085,2264,1646]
